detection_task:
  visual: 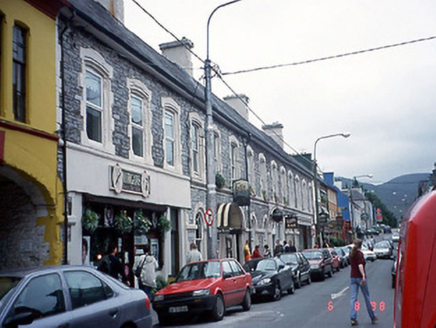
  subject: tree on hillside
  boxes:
[365,192,398,228]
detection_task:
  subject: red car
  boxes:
[153,258,252,325]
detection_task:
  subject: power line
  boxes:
[222,35,436,76]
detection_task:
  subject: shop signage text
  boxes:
[111,164,150,198]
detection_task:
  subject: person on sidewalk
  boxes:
[288,240,297,253]
[98,243,130,286]
[134,244,158,302]
[251,245,263,259]
[273,239,284,256]
[244,240,251,263]
[263,244,272,257]
[186,243,202,264]
[349,238,378,326]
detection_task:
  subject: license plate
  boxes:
[169,306,188,313]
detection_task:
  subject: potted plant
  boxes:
[215,172,226,190]
[158,215,171,233]
[82,209,99,233]
[134,210,152,235]
[114,210,133,234]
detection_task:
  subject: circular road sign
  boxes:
[204,209,214,226]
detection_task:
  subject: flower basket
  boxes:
[215,172,226,190]
[114,210,133,234]
[134,210,152,235]
[82,209,100,233]
[158,215,171,233]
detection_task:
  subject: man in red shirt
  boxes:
[349,239,377,326]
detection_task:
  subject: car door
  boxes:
[323,250,332,272]
[63,271,121,328]
[1,273,72,328]
[221,260,236,306]
[275,258,291,291]
[228,260,247,304]
[300,254,311,279]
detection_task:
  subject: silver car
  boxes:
[0,266,152,328]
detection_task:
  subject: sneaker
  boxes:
[371,316,378,324]
[351,319,359,326]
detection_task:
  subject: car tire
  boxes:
[273,282,282,301]
[288,280,295,294]
[241,289,251,311]
[211,294,225,321]
[328,266,333,278]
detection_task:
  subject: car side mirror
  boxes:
[223,272,232,279]
[278,264,285,271]
[4,311,35,328]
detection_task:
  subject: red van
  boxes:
[394,190,436,328]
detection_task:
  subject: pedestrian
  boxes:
[134,244,158,302]
[251,245,263,259]
[263,244,272,257]
[98,243,130,286]
[349,239,378,326]
[288,240,297,253]
[186,243,202,264]
[273,239,284,256]
[244,240,251,263]
[314,242,320,249]
[81,238,89,266]
[283,240,290,253]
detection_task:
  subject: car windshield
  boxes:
[280,253,298,264]
[375,241,390,249]
[0,277,21,302]
[302,251,322,259]
[253,259,277,272]
[175,261,221,282]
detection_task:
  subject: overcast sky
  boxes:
[124,0,436,184]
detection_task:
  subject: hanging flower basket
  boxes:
[82,209,100,233]
[114,210,133,234]
[158,215,171,234]
[134,210,152,235]
[215,172,226,190]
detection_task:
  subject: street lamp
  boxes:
[205,0,242,259]
[313,133,350,247]
[349,174,372,239]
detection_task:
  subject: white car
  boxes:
[361,246,377,262]
[392,232,400,243]
[373,241,393,258]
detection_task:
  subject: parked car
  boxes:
[340,246,350,266]
[278,252,311,288]
[392,258,397,289]
[384,226,392,233]
[373,240,393,259]
[0,266,152,328]
[361,245,377,262]
[334,247,348,268]
[153,259,252,325]
[302,249,333,281]
[243,257,294,301]
[392,232,400,243]
[326,248,341,272]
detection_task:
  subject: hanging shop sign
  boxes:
[110,164,150,198]
[233,179,250,206]
[285,216,298,229]
[271,208,283,223]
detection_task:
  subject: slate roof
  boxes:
[64,0,312,176]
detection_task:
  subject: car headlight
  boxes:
[258,278,271,285]
[192,289,210,296]
[154,295,164,301]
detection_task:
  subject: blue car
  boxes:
[0,266,152,328]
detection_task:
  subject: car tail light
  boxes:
[145,294,151,310]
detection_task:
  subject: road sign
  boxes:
[204,208,214,226]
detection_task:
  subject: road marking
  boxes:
[331,286,349,299]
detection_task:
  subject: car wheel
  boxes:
[273,282,282,301]
[241,289,251,311]
[288,280,295,294]
[211,294,225,321]
[295,275,301,289]
[320,269,325,281]
[328,266,333,278]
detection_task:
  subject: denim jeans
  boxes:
[350,277,376,321]
[139,281,153,302]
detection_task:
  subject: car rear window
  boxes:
[302,251,322,259]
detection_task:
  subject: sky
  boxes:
[124,0,436,184]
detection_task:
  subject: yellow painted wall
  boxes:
[0,0,63,265]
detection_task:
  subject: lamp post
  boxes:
[205,0,242,259]
[349,174,373,239]
[313,133,350,247]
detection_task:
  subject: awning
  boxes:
[217,202,244,231]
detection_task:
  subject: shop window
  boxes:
[13,25,27,123]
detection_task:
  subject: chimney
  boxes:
[159,37,194,77]
[93,0,124,23]
[262,122,284,149]
[223,94,249,120]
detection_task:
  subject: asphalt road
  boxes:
[152,238,396,327]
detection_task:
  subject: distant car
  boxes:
[0,266,152,328]
[361,245,377,262]
[334,247,348,268]
[243,258,294,301]
[326,248,341,272]
[340,246,351,266]
[278,252,311,288]
[392,232,400,243]
[384,226,392,233]
[373,241,393,259]
[302,249,334,281]
[153,259,252,325]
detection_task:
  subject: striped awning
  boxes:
[217,202,244,231]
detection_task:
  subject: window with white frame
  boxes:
[213,127,221,172]
[247,147,254,185]
[295,176,301,209]
[162,98,181,171]
[271,161,278,201]
[190,113,205,179]
[308,183,313,213]
[229,136,239,184]
[259,153,267,197]
[191,124,199,173]
[280,167,287,204]
[127,79,152,161]
[302,180,307,210]
[80,48,114,152]
[288,171,294,207]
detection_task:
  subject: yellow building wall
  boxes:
[0,0,63,265]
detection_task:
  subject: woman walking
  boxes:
[349,239,377,326]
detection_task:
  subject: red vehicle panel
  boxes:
[394,190,436,328]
